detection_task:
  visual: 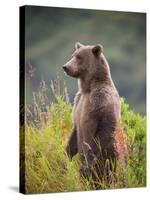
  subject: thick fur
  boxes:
[63,42,120,182]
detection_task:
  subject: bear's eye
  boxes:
[76,55,81,60]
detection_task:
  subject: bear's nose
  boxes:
[62,65,68,71]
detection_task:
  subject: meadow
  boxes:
[20,80,146,194]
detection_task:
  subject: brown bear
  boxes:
[63,42,120,185]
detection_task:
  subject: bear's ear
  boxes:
[75,42,84,49]
[92,44,103,57]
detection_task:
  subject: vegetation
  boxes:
[20,81,146,194]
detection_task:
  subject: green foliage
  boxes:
[23,97,146,193]
[24,97,87,193]
[121,98,146,187]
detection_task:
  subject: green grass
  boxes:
[21,97,146,194]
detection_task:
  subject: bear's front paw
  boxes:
[80,163,91,178]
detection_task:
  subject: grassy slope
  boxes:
[22,97,146,194]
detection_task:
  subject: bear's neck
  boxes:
[78,76,112,94]
[78,60,113,94]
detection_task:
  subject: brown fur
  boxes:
[63,42,120,183]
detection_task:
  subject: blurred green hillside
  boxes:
[24,6,146,114]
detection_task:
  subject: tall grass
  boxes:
[20,80,146,194]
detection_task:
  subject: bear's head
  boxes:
[62,42,104,79]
